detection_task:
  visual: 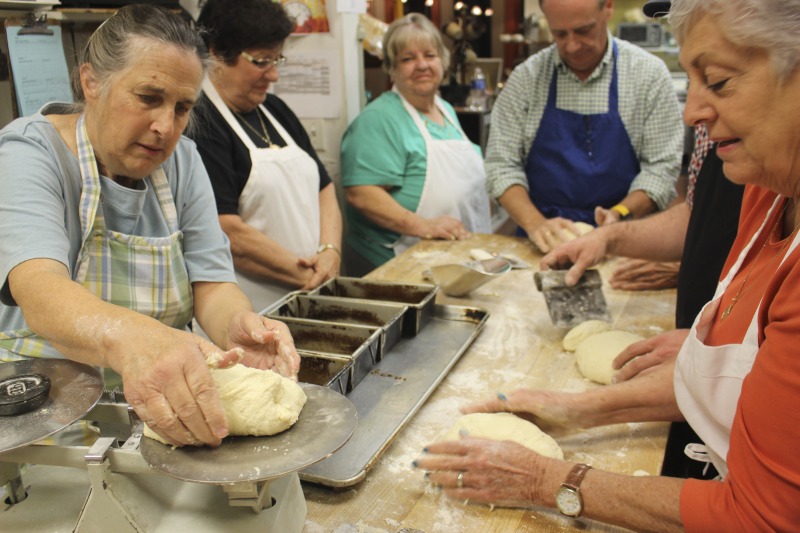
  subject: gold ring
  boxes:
[456,471,464,488]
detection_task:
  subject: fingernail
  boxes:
[424,472,430,480]
[459,428,470,438]
[497,392,508,401]
[214,427,228,439]
[411,460,419,468]
[422,447,429,453]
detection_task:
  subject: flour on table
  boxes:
[574,330,645,384]
[144,364,306,444]
[440,412,564,459]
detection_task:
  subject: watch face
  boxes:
[556,486,582,517]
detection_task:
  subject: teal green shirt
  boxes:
[341,91,480,267]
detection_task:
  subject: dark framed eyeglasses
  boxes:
[240,50,287,69]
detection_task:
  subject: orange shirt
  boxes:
[680,186,800,531]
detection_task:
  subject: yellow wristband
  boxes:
[316,243,341,256]
[610,204,632,220]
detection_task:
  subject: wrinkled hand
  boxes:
[123,331,242,447]
[611,329,689,383]
[224,312,301,380]
[539,230,610,287]
[461,389,584,433]
[594,206,623,226]
[415,437,551,507]
[416,215,471,241]
[609,259,680,291]
[297,249,340,290]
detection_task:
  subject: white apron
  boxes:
[674,196,800,478]
[204,80,320,313]
[390,88,492,256]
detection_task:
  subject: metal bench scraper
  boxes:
[533,269,611,327]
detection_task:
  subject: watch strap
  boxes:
[562,463,593,490]
[610,204,632,220]
[316,243,341,256]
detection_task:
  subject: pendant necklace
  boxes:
[722,199,800,320]
[233,108,280,149]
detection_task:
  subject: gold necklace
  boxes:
[233,108,277,148]
[722,200,800,320]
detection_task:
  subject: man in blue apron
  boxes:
[484,0,684,252]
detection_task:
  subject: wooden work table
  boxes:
[302,233,676,532]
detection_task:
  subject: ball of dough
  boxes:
[560,221,594,243]
[441,412,564,459]
[575,330,645,384]
[562,319,612,352]
[144,365,306,445]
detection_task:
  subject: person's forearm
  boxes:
[345,185,427,237]
[602,202,690,262]
[218,215,310,287]
[192,281,253,348]
[318,184,342,249]
[498,185,546,235]
[615,190,657,219]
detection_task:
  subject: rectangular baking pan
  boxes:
[267,294,406,360]
[310,277,438,336]
[281,317,381,391]
[297,353,352,396]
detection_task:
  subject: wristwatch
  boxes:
[555,463,593,518]
[316,243,340,256]
[610,204,632,220]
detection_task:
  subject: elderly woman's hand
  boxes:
[415,215,471,241]
[224,312,301,380]
[461,389,588,433]
[611,329,689,383]
[414,437,561,507]
[609,258,680,291]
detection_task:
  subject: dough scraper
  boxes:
[533,269,611,327]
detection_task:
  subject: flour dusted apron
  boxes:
[0,114,194,360]
[523,41,639,227]
[389,89,491,256]
[204,80,320,313]
[674,195,800,478]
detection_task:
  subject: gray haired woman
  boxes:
[417,0,800,530]
[0,4,299,448]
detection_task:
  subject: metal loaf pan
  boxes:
[297,353,352,396]
[281,317,381,392]
[267,294,407,360]
[310,277,438,337]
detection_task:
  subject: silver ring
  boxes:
[456,471,464,489]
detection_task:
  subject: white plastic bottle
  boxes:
[466,66,486,111]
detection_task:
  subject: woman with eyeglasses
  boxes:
[191,0,342,313]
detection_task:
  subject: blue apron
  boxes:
[523,42,639,227]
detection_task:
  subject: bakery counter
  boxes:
[302,233,676,532]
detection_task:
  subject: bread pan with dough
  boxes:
[266,293,407,360]
[309,276,438,337]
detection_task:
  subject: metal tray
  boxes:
[267,294,407,360]
[299,304,488,488]
[297,353,352,396]
[281,317,381,392]
[310,277,438,337]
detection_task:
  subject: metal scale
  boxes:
[0,359,357,532]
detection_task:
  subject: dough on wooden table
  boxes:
[563,319,612,352]
[575,330,645,384]
[144,364,306,445]
[560,221,594,242]
[441,413,564,459]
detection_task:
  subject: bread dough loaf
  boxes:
[441,413,564,459]
[560,221,594,242]
[575,330,645,384]
[144,364,306,445]
[563,319,612,352]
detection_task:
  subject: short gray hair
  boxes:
[382,13,450,74]
[670,0,800,81]
[72,5,209,104]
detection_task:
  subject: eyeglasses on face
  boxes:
[240,50,287,69]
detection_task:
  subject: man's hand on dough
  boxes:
[611,329,690,383]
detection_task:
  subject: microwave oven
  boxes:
[616,23,663,48]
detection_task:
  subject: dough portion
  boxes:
[144,364,307,445]
[441,413,564,459]
[560,221,594,242]
[563,319,612,352]
[575,330,645,384]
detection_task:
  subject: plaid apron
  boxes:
[0,115,194,360]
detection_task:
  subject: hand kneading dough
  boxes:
[575,330,645,384]
[441,413,564,459]
[560,221,594,242]
[562,319,612,352]
[144,364,306,445]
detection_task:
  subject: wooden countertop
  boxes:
[303,233,676,532]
